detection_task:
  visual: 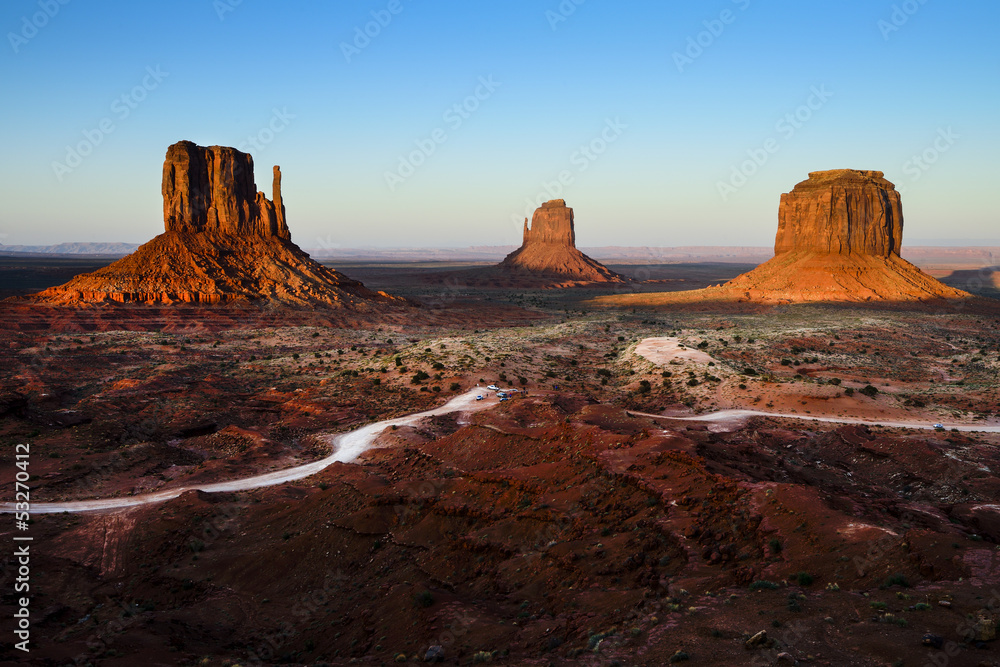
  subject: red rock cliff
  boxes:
[162,141,289,239]
[774,169,902,257]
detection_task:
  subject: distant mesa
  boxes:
[497,199,626,284]
[19,140,405,308]
[592,169,971,307]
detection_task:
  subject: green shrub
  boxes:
[884,573,910,588]
[860,384,879,398]
[749,580,780,591]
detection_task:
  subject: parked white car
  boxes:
[487,385,499,391]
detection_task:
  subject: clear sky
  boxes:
[1,0,997,248]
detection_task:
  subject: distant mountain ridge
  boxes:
[0,242,141,256]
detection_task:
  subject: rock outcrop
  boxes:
[22,141,405,308]
[590,169,971,307]
[498,200,625,284]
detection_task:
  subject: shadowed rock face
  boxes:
[775,170,902,256]
[162,141,289,239]
[499,200,624,284]
[19,141,405,308]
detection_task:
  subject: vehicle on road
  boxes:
[487,385,499,391]
[476,395,484,401]
[933,423,944,429]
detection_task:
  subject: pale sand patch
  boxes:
[634,337,715,365]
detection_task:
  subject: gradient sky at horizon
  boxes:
[1,0,998,249]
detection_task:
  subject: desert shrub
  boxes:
[638,380,651,394]
[410,370,430,384]
[414,590,434,608]
[793,572,814,586]
[749,580,780,591]
[860,384,879,398]
[883,573,910,588]
[449,382,460,391]
[769,538,783,554]
[844,387,855,396]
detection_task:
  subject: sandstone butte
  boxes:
[498,199,626,284]
[592,169,972,307]
[19,141,405,308]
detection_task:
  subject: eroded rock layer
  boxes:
[774,169,902,256]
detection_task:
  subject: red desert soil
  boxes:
[5,395,1000,665]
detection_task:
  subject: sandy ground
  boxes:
[633,336,715,364]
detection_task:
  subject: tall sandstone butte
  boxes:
[23,141,404,308]
[498,199,625,284]
[591,169,970,307]
[718,169,970,302]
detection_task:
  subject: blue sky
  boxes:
[1,0,997,248]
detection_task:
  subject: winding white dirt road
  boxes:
[3,389,496,515]
[625,408,1000,434]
